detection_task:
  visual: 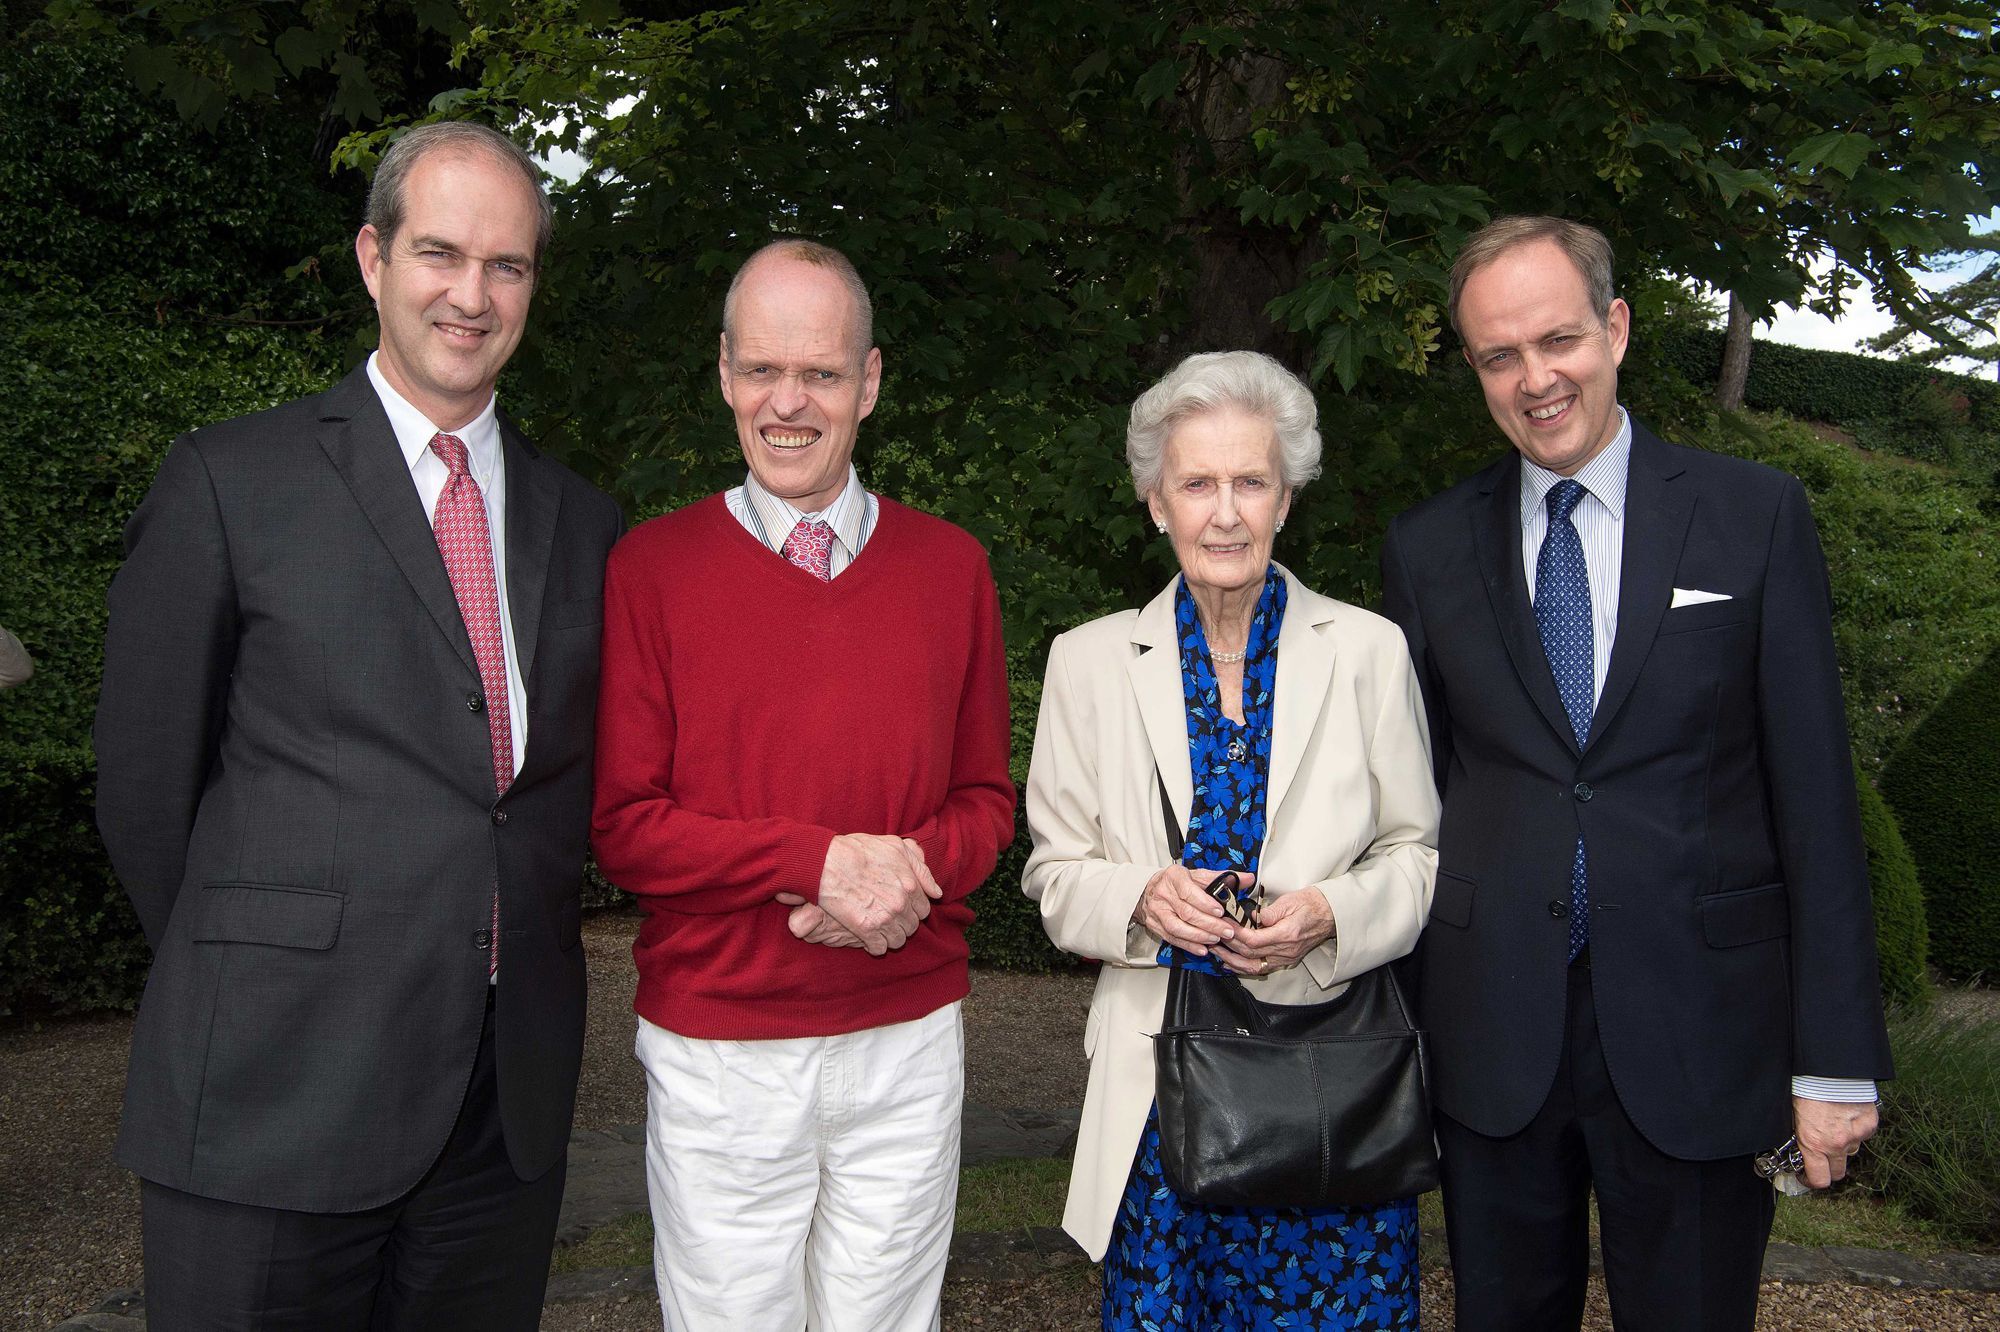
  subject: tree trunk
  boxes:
[1716,290,1752,411]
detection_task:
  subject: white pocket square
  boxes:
[1671,587,1732,608]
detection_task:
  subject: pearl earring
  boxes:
[1156,523,1168,535]
[1276,519,1285,533]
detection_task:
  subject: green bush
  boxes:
[1703,415,2000,772]
[1880,651,2000,983]
[966,662,1069,973]
[1857,1005,2000,1247]
[0,743,150,1015]
[1856,769,1931,1009]
[1657,325,2000,472]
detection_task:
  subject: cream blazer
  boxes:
[1023,566,1441,1260]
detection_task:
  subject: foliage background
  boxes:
[4,2,2000,1005]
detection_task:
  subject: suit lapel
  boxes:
[500,419,560,690]
[1589,423,1692,748]
[1266,567,1337,820]
[1472,454,1579,756]
[1126,580,1192,833]
[315,369,478,679]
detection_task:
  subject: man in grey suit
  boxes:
[94,122,622,1330]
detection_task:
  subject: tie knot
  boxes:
[430,432,470,478]
[1547,478,1586,525]
[781,518,836,581]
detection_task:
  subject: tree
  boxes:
[1864,237,2000,370]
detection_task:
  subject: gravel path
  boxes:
[7,907,1995,1331]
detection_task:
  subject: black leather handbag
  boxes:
[1150,781,1440,1209]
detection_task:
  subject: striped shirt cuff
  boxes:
[1791,1076,1878,1103]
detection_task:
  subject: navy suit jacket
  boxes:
[95,366,623,1211]
[1380,419,1892,1159]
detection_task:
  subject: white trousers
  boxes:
[636,1003,964,1332]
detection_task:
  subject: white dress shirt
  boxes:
[366,353,527,778]
[1519,405,1872,1107]
[724,465,878,576]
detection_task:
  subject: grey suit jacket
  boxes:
[95,366,623,1212]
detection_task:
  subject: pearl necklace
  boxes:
[1210,647,1247,664]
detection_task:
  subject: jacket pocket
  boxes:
[1698,882,1789,948]
[1657,600,1748,636]
[192,883,344,950]
[550,595,603,631]
[1429,870,1474,929]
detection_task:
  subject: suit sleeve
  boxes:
[1300,636,1441,990]
[900,557,1016,904]
[1380,519,1451,790]
[1756,477,1893,1080]
[591,541,838,914]
[1022,633,1163,968]
[93,438,239,948]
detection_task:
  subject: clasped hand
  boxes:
[775,833,940,955]
[1793,1095,1880,1189]
[1131,866,1332,976]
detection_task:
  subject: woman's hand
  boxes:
[1132,867,1254,956]
[1214,888,1333,976]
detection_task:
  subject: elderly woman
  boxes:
[1024,351,1440,1330]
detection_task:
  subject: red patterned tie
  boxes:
[781,518,835,581]
[430,432,512,973]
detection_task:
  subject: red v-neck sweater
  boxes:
[592,493,1016,1039]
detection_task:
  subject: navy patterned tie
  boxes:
[1536,478,1593,961]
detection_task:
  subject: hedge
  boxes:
[1880,650,2000,983]
[1656,326,2000,472]
[1855,768,1931,1009]
[0,743,150,1016]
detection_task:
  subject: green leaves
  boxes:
[1790,130,1873,179]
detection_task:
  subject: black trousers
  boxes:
[140,993,567,1332]
[1437,961,1777,1332]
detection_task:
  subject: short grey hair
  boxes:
[1448,215,1615,337]
[365,122,554,270]
[722,238,875,364]
[1126,351,1323,498]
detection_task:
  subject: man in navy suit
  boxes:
[1381,215,1891,1330]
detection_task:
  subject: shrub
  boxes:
[1657,326,2000,472]
[966,662,1069,973]
[1880,651,2000,983]
[1704,415,2000,772]
[1857,1004,2000,1248]
[0,743,150,1015]
[1856,769,1931,1010]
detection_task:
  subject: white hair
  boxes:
[1126,351,1323,498]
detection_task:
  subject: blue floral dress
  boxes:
[1103,567,1420,1332]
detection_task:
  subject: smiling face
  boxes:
[1147,407,1292,599]
[355,149,541,431]
[1457,237,1630,476]
[718,255,882,513]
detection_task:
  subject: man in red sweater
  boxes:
[593,239,1016,1331]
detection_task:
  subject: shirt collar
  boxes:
[366,352,502,489]
[742,465,868,557]
[1519,406,1630,525]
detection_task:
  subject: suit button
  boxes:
[468,694,485,713]
[1573,782,1594,801]
[473,929,492,948]
[1548,900,1570,919]
[491,809,508,826]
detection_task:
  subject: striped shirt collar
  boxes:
[738,465,870,561]
[1519,406,1631,528]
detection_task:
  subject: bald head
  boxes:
[722,238,874,367]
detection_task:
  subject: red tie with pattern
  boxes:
[781,518,835,581]
[430,432,512,974]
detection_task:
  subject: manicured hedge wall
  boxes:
[0,744,150,1015]
[1657,326,2000,471]
[1856,769,1931,1009]
[1881,651,2000,983]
